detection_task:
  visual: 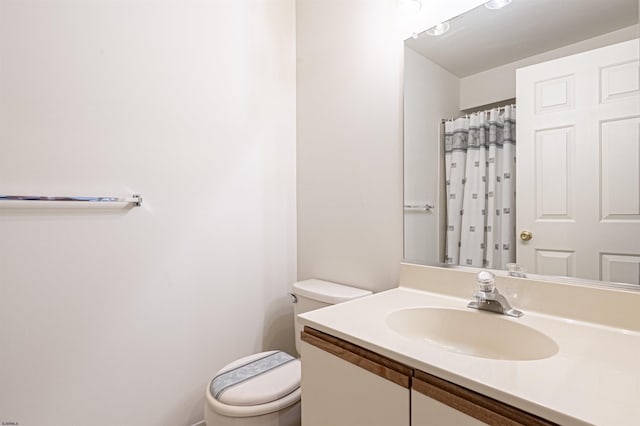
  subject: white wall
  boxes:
[403,47,461,263]
[295,0,404,293]
[460,25,639,110]
[295,0,486,293]
[0,1,296,426]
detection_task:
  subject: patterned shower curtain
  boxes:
[444,105,516,270]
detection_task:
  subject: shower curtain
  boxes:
[444,105,516,270]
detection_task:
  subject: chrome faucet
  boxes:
[467,270,523,318]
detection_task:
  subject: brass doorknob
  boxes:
[520,230,533,241]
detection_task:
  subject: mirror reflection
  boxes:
[403,0,640,286]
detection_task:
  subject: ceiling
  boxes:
[404,0,639,77]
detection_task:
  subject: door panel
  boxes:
[601,253,640,285]
[535,126,574,220]
[600,117,640,220]
[535,249,576,277]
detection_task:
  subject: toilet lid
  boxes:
[211,351,301,406]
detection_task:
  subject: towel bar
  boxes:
[0,194,142,208]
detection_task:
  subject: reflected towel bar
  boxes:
[404,203,434,212]
[0,194,142,207]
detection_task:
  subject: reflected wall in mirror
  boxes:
[403,0,640,287]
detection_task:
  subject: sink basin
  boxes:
[386,307,558,361]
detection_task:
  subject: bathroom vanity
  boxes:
[301,327,553,425]
[298,264,640,426]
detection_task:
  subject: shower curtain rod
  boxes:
[441,104,516,123]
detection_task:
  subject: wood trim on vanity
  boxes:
[301,327,412,388]
[413,370,558,426]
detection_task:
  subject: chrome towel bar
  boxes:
[0,194,142,207]
[403,203,434,212]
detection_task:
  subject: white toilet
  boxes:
[204,279,372,426]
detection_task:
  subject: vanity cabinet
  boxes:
[300,327,411,426]
[301,326,557,426]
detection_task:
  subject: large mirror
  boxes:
[403,0,640,287]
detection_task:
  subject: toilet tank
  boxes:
[292,279,372,355]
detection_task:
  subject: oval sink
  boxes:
[386,307,558,361]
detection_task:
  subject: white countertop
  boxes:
[298,287,640,426]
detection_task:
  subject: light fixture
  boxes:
[425,21,450,37]
[398,0,422,15]
[484,0,513,10]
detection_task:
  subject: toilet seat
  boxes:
[205,280,371,426]
[207,351,301,417]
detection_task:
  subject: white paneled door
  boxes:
[516,39,640,285]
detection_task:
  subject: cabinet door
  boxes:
[300,327,411,426]
[412,369,557,426]
[412,390,486,426]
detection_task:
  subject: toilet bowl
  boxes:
[204,279,372,426]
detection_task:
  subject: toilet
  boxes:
[204,279,372,426]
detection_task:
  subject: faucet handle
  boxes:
[506,263,527,278]
[476,270,495,292]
